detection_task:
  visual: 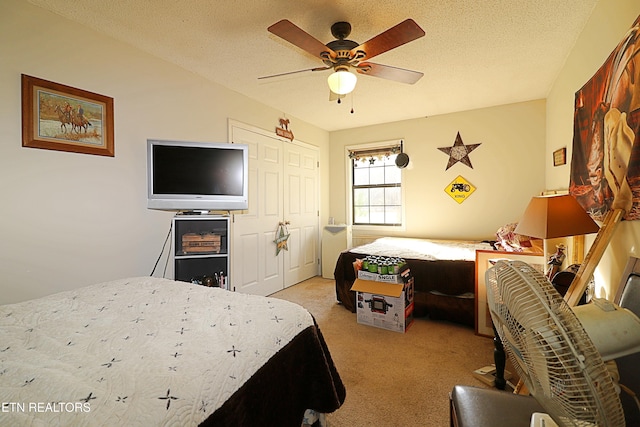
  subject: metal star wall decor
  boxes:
[274,222,290,255]
[438,132,481,170]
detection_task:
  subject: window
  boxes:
[350,143,403,226]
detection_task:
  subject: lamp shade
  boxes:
[514,194,600,239]
[327,69,357,95]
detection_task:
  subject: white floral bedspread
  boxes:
[0,277,314,426]
[351,237,494,261]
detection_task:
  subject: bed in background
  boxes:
[334,237,495,327]
[0,277,345,426]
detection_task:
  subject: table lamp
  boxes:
[514,194,600,277]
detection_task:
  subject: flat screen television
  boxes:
[147,139,249,211]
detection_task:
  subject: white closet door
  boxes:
[283,142,319,287]
[231,126,284,296]
[230,123,319,296]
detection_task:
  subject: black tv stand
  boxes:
[173,214,230,290]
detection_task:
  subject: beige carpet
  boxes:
[272,276,497,427]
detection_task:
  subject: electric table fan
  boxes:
[485,260,640,426]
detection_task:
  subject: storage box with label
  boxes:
[350,269,414,333]
[181,232,221,254]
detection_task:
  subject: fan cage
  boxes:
[486,260,625,427]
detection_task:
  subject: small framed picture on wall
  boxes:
[553,147,567,166]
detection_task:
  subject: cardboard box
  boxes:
[473,364,513,387]
[351,269,414,333]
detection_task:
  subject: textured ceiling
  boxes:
[27,0,598,132]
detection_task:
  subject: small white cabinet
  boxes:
[173,214,230,289]
[321,225,352,279]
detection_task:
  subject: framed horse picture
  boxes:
[21,74,114,157]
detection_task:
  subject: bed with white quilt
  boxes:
[334,237,495,326]
[0,277,345,426]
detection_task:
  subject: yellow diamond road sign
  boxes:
[445,175,476,204]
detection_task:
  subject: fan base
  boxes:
[530,413,558,427]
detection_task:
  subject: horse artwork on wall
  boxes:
[570,14,640,221]
[21,74,114,157]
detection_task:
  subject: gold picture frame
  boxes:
[21,74,114,157]
[475,250,545,337]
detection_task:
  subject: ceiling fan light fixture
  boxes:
[327,69,357,95]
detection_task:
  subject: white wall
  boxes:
[329,100,547,240]
[546,0,640,299]
[0,0,329,303]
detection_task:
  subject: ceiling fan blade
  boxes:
[258,66,331,80]
[268,19,336,60]
[356,62,423,84]
[350,19,425,61]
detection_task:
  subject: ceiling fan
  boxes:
[261,19,425,101]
